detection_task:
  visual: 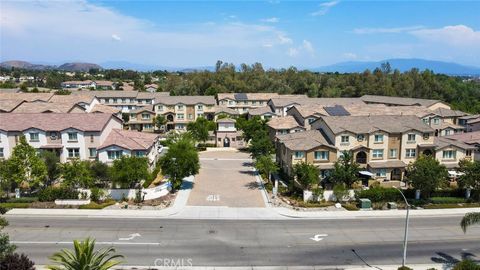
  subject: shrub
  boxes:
[6,197,38,203]
[342,203,359,211]
[398,267,413,270]
[430,197,466,204]
[78,201,116,209]
[38,186,79,202]
[0,253,35,270]
[0,203,30,209]
[89,187,104,203]
[357,187,402,203]
[333,184,349,202]
[453,259,480,270]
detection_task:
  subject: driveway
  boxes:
[187,150,266,207]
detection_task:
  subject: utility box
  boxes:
[359,198,371,209]
[387,202,397,209]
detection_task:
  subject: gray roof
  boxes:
[217,118,236,123]
[368,160,407,169]
[361,95,444,107]
[434,137,476,150]
[215,107,239,115]
[431,108,468,118]
[269,97,363,108]
[154,96,215,105]
[277,129,335,151]
[248,106,275,116]
[321,115,434,134]
[129,105,154,114]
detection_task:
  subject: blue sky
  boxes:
[1,0,480,68]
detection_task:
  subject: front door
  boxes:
[391,168,402,180]
[223,137,230,147]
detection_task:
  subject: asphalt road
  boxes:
[6,215,480,268]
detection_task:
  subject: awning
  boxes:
[368,160,406,169]
[359,171,374,177]
[40,144,63,149]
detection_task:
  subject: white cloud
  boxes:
[111,34,121,41]
[0,0,310,66]
[287,40,315,57]
[288,48,299,57]
[311,0,340,16]
[352,26,424,34]
[261,17,279,23]
[342,52,357,59]
[302,40,314,54]
[410,25,480,47]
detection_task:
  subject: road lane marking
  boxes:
[12,241,160,246]
[118,233,141,241]
[206,194,220,201]
[310,234,328,242]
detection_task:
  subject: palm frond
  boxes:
[461,212,480,233]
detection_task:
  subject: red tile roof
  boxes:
[98,129,159,151]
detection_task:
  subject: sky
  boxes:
[1,0,480,68]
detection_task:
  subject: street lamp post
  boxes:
[395,187,410,268]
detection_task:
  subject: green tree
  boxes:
[187,117,215,143]
[461,212,480,233]
[40,151,61,186]
[4,136,47,190]
[61,159,94,188]
[153,115,167,132]
[458,160,480,201]
[331,151,360,188]
[293,162,319,190]
[90,161,110,187]
[159,134,200,190]
[236,116,267,142]
[0,252,35,270]
[110,156,149,189]
[254,155,278,182]
[47,238,123,270]
[406,155,448,198]
[248,132,274,160]
[0,212,16,262]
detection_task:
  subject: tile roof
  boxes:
[217,93,279,101]
[12,102,84,113]
[154,95,215,105]
[368,160,407,169]
[215,107,239,115]
[0,99,25,112]
[0,92,54,102]
[321,115,434,134]
[89,104,121,114]
[269,97,363,108]
[0,113,119,132]
[98,129,159,151]
[248,106,275,116]
[277,129,334,151]
[361,95,444,107]
[443,131,480,145]
[217,118,236,123]
[48,94,96,104]
[434,136,476,150]
[129,105,155,114]
[431,108,468,118]
[267,116,303,129]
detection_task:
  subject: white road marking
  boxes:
[310,234,328,242]
[206,194,220,201]
[118,233,141,241]
[12,241,159,246]
[200,158,252,161]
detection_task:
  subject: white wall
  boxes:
[0,131,10,158]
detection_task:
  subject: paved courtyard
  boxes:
[187,150,266,207]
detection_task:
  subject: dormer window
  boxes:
[374,134,384,143]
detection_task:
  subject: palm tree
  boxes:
[461,212,480,233]
[47,238,124,270]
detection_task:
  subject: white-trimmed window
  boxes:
[67,148,80,158]
[68,132,78,142]
[0,148,4,158]
[423,133,430,140]
[135,151,146,157]
[341,135,349,143]
[375,169,387,177]
[157,105,164,112]
[177,105,184,111]
[442,150,456,159]
[294,151,304,159]
[314,151,329,160]
[372,149,384,159]
[374,134,384,143]
[89,148,97,158]
[433,118,440,124]
[406,149,416,158]
[466,150,472,157]
[177,113,184,120]
[29,132,39,142]
[142,113,150,120]
[107,150,122,160]
[197,105,203,111]
[445,129,452,136]
[357,134,365,141]
[407,133,416,142]
[389,149,397,158]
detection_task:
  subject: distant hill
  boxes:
[57,62,102,72]
[0,60,102,72]
[0,60,51,70]
[312,58,480,75]
[100,61,215,72]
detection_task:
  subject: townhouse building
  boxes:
[127,105,156,132]
[0,113,123,162]
[268,97,362,117]
[61,80,97,89]
[215,118,245,148]
[153,96,216,131]
[360,95,451,110]
[458,115,480,132]
[267,116,306,141]
[217,93,279,113]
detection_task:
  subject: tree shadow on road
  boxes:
[242,161,253,167]
[431,251,478,270]
[239,170,256,176]
[244,181,261,190]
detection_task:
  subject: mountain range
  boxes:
[1,58,480,75]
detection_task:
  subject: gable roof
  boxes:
[215,106,239,115]
[0,92,54,102]
[89,104,121,114]
[361,95,445,107]
[154,96,215,105]
[248,106,275,116]
[0,99,25,112]
[98,129,159,151]
[217,93,279,101]
[443,131,480,145]
[267,116,303,130]
[12,102,85,113]
[434,136,476,150]
[277,129,335,151]
[0,113,120,132]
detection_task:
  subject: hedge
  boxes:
[0,203,31,209]
[430,197,466,204]
[6,197,38,203]
[356,187,402,203]
[79,201,116,209]
[38,186,79,202]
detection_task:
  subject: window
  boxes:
[433,118,440,124]
[29,132,39,142]
[375,169,387,177]
[389,149,397,158]
[294,151,304,159]
[372,149,384,159]
[135,151,146,157]
[107,150,122,160]
[422,118,429,124]
[157,105,164,112]
[374,134,384,143]
[229,101,234,105]
[67,148,80,158]
[445,129,452,136]
[188,114,193,120]
[357,134,365,141]
[0,148,3,158]
[466,150,472,157]
[197,105,203,111]
[407,133,416,142]
[341,135,349,143]
[68,132,78,142]
[90,135,94,143]
[89,148,97,158]
[406,149,416,158]
[122,98,126,104]
[252,101,257,105]
[49,132,58,140]
[177,105,184,111]
[314,151,329,160]
[177,113,184,120]
[308,118,315,124]
[442,150,456,159]
[423,133,430,140]
[142,113,150,120]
